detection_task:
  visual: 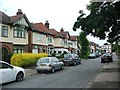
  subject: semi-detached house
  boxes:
[0,9,33,63]
[0,9,80,62]
[32,22,55,55]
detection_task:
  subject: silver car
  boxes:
[35,57,64,73]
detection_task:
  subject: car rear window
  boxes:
[72,54,78,58]
[103,53,111,57]
[58,51,62,54]
[38,58,49,63]
[64,54,72,59]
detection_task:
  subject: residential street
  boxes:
[1,0,120,89]
[2,57,104,88]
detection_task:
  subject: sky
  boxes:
[0,0,107,46]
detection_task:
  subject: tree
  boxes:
[73,0,120,43]
[78,32,90,59]
[112,43,117,52]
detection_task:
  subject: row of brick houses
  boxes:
[0,9,79,62]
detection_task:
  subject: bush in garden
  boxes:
[10,53,48,67]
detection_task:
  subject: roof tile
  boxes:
[34,23,54,36]
[70,36,77,41]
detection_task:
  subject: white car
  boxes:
[0,61,25,84]
[35,57,64,73]
[54,48,71,57]
[89,53,96,58]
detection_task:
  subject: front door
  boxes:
[2,47,10,63]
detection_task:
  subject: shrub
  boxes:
[10,53,48,67]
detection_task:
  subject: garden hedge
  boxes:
[10,53,48,67]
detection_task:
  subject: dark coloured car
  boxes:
[63,54,81,66]
[101,53,113,63]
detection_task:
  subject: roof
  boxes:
[34,23,55,36]
[0,11,10,24]
[49,29,63,38]
[70,36,78,41]
[30,23,46,34]
[0,11,26,24]
[10,14,25,23]
[59,31,70,39]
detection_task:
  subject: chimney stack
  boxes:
[60,28,64,32]
[45,20,49,29]
[16,9,23,15]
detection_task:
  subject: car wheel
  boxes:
[79,61,81,64]
[111,59,113,62]
[101,60,105,63]
[60,65,64,70]
[37,70,41,74]
[64,63,67,66]
[51,68,55,73]
[16,71,24,82]
[73,62,76,66]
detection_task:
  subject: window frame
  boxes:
[48,36,52,43]
[13,45,25,53]
[1,25,8,37]
[13,25,26,38]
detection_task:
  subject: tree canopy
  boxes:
[73,0,120,43]
[78,32,90,59]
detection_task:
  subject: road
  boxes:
[2,57,104,88]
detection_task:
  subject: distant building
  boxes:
[89,42,100,53]
[102,43,112,53]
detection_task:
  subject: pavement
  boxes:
[85,55,120,89]
[25,67,36,77]
[24,55,120,89]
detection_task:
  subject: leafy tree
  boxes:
[112,42,120,54]
[112,43,117,52]
[73,0,120,43]
[78,32,90,59]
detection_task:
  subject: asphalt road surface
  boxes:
[2,57,104,88]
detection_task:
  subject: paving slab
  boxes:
[90,81,119,88]
[25,69,36,77]
[94,72,119,82]
[103,63,118,69]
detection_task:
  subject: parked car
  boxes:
[101,53,113,63]
[89,53,96,58]
[63,54,81,66]
[0,61,25,84]
[54,48,71,57]
[35,57,64,73]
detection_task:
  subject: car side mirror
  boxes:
[10,65,14,69]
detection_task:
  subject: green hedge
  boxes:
[10,53,48,67]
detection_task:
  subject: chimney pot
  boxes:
[60,28,64,32]
[16,9,23,15]
[45,20,49,29]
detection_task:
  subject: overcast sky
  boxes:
[0,0,107,46]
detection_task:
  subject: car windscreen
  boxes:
[38,58,49,63]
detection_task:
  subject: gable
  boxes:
[14,17,29,27]
[66,33,70,39]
